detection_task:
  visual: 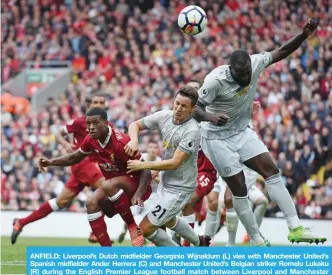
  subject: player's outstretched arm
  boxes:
[125,120,145,157]
[193,102,229,126]
[38,150,87,172]
[127,149,189,173]
[270,18,318,64]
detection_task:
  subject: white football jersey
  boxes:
[198,52,272,140]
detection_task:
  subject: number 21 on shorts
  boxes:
[152,205,166,219]
[199,175,210,187]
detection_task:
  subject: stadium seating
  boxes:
[1,0,331,219]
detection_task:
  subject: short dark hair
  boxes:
[187,79,203,88]
[86,107,108,120]
[230,50,251,70]
[176,85,199,106]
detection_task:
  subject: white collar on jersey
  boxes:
[98,126,112,148]
[226,66,234,82]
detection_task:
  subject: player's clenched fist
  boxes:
[124,140,139,157]
[37,157,52,172]
[303,18,318,38]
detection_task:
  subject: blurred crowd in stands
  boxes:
[1,0,331,220]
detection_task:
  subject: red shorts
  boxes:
[65,158,104,195]
[194,172,217,213]
[101,176,152,218]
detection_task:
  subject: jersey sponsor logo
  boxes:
[94,149,99,153]
[114,129,122,140]
[99,163,119,172]
[237,83,252,97]
[224,166,231,175]
[162,140,178,150]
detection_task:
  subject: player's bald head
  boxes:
[229,50,252,87]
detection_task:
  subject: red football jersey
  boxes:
[79,126,141,179]
[64,116,89,150]
[197,149,216,174]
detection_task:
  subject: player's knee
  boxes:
[262,165,279,179]
[224,194,233,209]
[208,198,218,212]
[56,198,68,209]
[101,179,118,194]
[86,195,99,213]
[207,192,218,209]
[139,220,155,237]
[255,197,268,207]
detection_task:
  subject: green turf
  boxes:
[1,236,132,274]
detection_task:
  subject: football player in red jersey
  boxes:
[11,96,106,245]
[37,107,152,247]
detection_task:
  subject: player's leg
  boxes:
[118,224,128,243]
[165,216,211,247]
[72,159,105,244]
[249,185,267,229]
[241,131,326,244]
[201,137,264,246]
[181,171,217,246]
[101,176,145,246]
[88,177,105,243]
[205,190,220,238]
[86,188,112,246]
[241,185,268,244]
[142,185,210,246]
[11,177,81,245]
[139,215,178,246]
[222,186,238,246]
[181,191,201,246]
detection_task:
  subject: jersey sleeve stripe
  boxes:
[178,145,191,155]
[141,118,152,130]
[198,97,209,106]
[79,148,91,154]
[63,125,69,135]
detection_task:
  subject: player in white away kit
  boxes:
[213,167,268,246]
[194,18,326,245]
[125,86,211,246]
[205,102,268,245]
[117,141,161,244]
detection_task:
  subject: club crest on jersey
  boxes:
[109,154,115,162]
[224,166,231,175]
[237,84,252,97]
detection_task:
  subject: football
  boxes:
[178,5,207,36]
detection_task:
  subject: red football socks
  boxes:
[19,201,53,227]
[113,192,136,228]
[89,216,112,246]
